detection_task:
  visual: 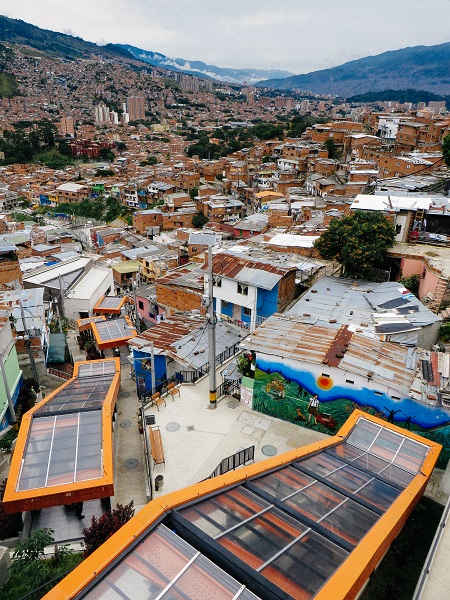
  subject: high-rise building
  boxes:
[126,96,145,121]
[58,117,75,137]
[94,103,110,124]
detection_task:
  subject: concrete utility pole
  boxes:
[19,300,40,388]
[208,245,217,409]
[150,341,155,393]
[133,264,141,334]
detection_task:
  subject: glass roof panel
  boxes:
[82,524,260,600]
[322,465,372,494]
[179,487,271,539]
[319,500,378,546]
[259,529,348,600]
[392,438,429,474]
[283,481,345,522]
[35,375,114,415]
[215,507,307,570]
[297,452,348,477]
[248,466,315,500]
[97,296,124,309]
[368,429,404,463]
[346,419,381,451]
[354,478,400,511]
[78,360,117,377]
[95,318,134,341]
[17,411,102,491]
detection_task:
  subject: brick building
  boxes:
[156,265,205,315]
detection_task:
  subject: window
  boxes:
[243,307,252,317]
[138,301,144,310]
[213,276,222,287]
[237,283,248,295]
[222,300,229,308]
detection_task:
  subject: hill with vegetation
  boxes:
[346,88,450,107]
[256,42,450,96]
[0,15,135,61]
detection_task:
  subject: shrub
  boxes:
[82,501,134,557]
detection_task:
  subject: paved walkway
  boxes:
[112,362,148,511]
[139,366,329,499]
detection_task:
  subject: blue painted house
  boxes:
[206,252,298,332]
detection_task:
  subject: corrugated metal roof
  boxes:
[129,315,205,354]
[206,253,294,289]
[234,266,282,290]
[245,314,416,396]
[157,267,204,290]
[288,277,439,341]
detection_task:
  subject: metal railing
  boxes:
[215,380,241,399]
[47,366,73,380]
[203,446,255,480]
[138,344,241,400]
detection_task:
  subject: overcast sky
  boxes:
[1,0,450,74]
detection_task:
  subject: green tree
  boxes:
[189,186,199,200]
[192,211,209,229]
[314,211,396,279]
[442,134,450,167]
[0,528,82,599]
[399,274,420,298]
[324,136,337,159]
[99,147,115,162]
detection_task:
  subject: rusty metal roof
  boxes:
[203,253,295,290]
[156,267,204,290]
[128,314,206,353]
[245,314,416,396]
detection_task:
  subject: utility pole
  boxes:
[150,341,155,393]
[208,245,216,409]
[19,300,40,388]
[58,274,65,319]
[133,264,141,334]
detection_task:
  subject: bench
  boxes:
[150,392,166,411]
[149,425,165,467]
[167,382,180,400]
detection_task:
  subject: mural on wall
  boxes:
[246,360,450,468]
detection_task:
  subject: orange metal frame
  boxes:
[93,294,128,315]
[76,315,106,332]
[43,410,441,600]
[91,315,136,350]
[3,358,121,514]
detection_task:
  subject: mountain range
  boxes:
[0,14,450,97]
[119,44,294,85]
[256,42,450,96]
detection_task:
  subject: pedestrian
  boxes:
[422,218,427,232]
[384,407,401,424]
[74,501,84,520]
[308,394,320,425]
